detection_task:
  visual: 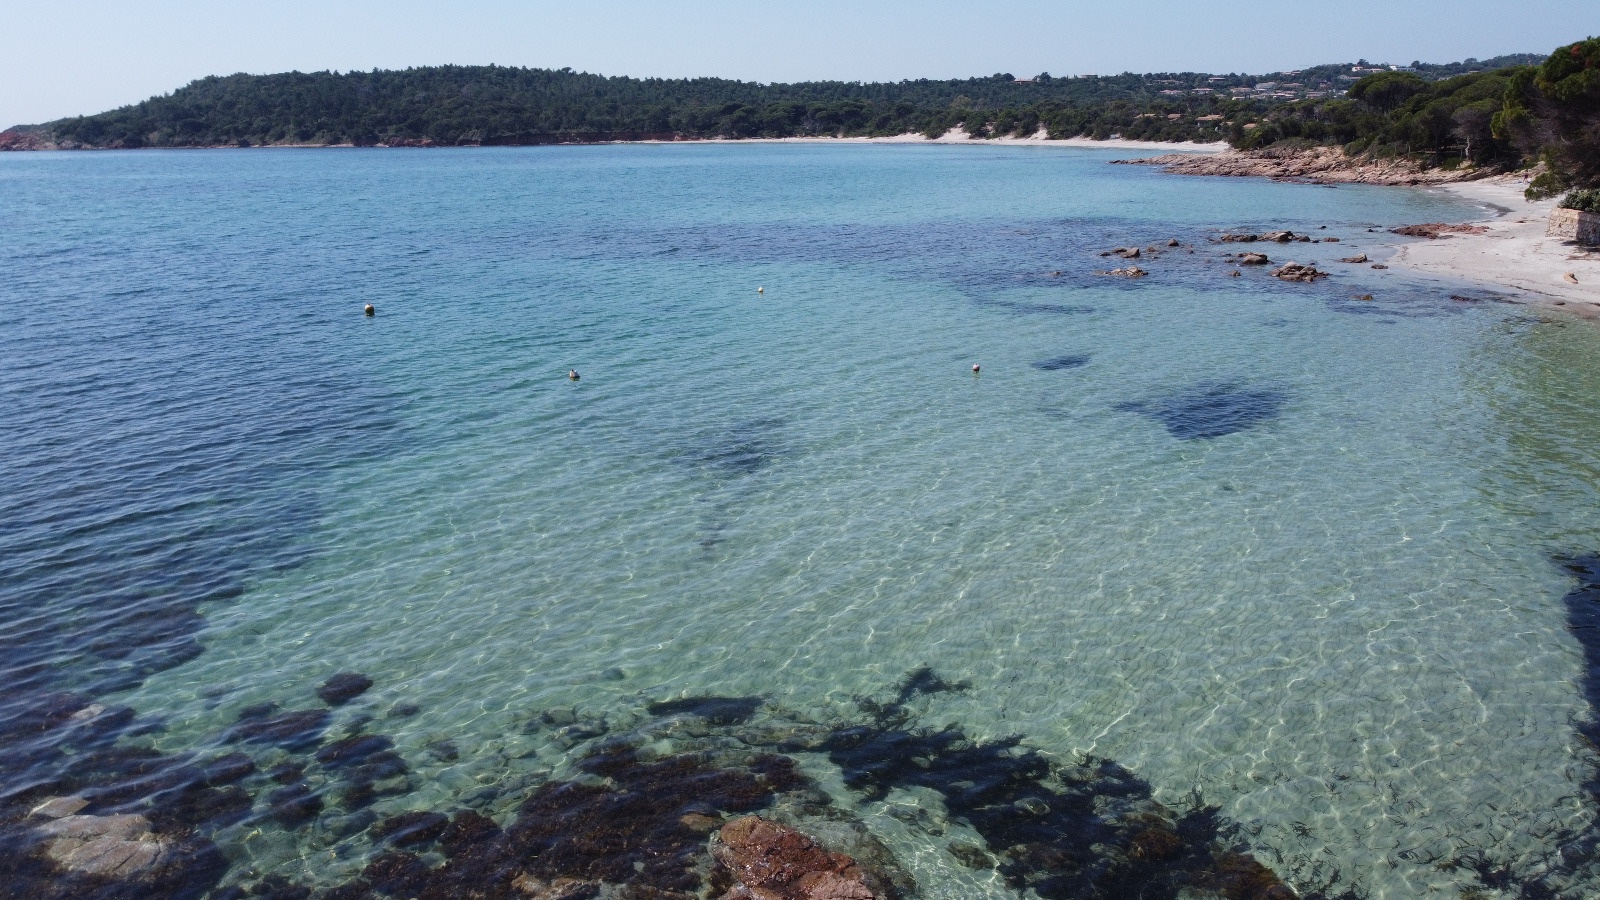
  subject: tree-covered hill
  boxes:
[10,43,1596,195]
[9,53,1545,151]
[1235,37,1599,195]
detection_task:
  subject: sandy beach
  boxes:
[1394,179,1600,312]
[668,128,1230,153]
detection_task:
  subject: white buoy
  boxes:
[972,364,981,374]
[757,286,764,294]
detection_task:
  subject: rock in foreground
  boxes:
[1270,263,1328,282]
[1390,223,1489,238]
[714,816,882,900]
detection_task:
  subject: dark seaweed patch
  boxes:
[319,743,803,899]
[1559,555,1600,746]
[681,418,786,479]
[1032,354,1091,371]
[645,696,765,725]
[371,810,449,846]
[1116,383,1288,440]
[978,297,1097,316]
[226,708,330,750]
[316,673,373,706]
[266,782,324,827]
[818,669,1324,900]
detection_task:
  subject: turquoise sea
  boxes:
[6,144,1600,899]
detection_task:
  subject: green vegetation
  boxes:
[1238,37,1599,195]
[16,43,1596,195]
[1561,189,1600,214]
[33,67,1266,148]
[1494,37,1600,197]
[1238,67,1524,169]
[15,54,1543,152]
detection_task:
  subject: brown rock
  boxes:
[1371,263,1389,269]
[1097,267,1147,278]
[1566,272,1580,284]
[1229,270,1242,277]
[1269,263,1328,282]
[714,816,880,900]
[1237,252,1270,265]
[1113,147,1488,187]
[1338,254,1368,264]
[681,812,723,832]
[1324,236,1341,242]
[1390,223,1489,239]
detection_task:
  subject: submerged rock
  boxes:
[37,813,169,877]
[647,695,765,726]
[713,816,882,899]
[316,672,373,706]
[28,796,88,819]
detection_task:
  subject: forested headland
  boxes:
[3,40,1596,194]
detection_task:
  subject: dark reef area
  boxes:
[0,665,1385,900]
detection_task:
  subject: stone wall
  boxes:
[1548,207,1600,246]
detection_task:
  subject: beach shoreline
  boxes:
[0,127,1230,154]
[1390,178,1600,314]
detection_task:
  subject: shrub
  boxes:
[1560,188,1600,214]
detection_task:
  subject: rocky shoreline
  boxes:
[1113,146,1495,187]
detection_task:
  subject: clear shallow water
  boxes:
[6,144,1600,898]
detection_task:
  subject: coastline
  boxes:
[0,127,1229,154]
[1390,178,1600,314]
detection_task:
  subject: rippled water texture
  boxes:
[7,144,1600,898]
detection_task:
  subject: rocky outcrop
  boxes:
[1390,223,1489,238]
[713,816,883,900]
[0,128,55,151]
[1114,146,1491,186]
[1339,254,1369,263]
[1269,263,1328,282]
[1098,266,1147,278]
[1236,252,1271,265]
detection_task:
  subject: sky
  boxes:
[4,0,1596,127]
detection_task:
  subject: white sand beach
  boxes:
[677,128,1229,152]
[1395,179,1600,312]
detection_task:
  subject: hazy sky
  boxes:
[5,0,1595,127]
